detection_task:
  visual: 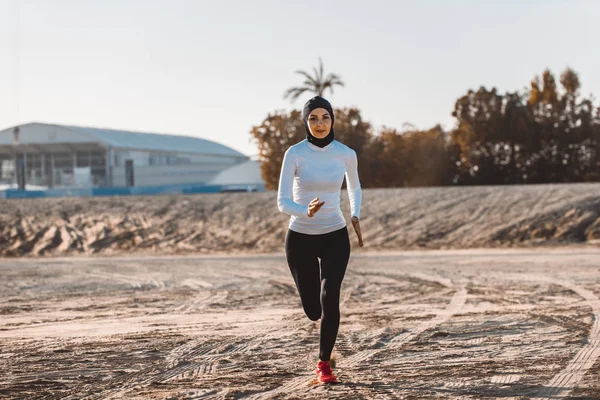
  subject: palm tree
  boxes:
[283,58,345,103]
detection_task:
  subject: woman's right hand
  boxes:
[307,197,325,217]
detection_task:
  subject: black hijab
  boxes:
[302,96,335,148]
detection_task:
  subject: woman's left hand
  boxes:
[351,216,363,247]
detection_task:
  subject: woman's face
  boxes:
[307,108,332,139]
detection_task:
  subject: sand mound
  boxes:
[1,183,600,257]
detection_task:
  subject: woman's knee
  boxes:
[300,292,322,321]
[320,280,341,309]
[303,303,322,321]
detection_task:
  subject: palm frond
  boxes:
[294,70,317,87]
[323,82,335,95]
[283,58,344,103]
[283,86,310,102]
[325,73,345,86]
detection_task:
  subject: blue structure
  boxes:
[0,183,230,199]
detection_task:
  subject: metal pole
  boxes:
[105,147,111,187]
[23,152,27,189]
[72,151,76,187]
[50,153,55,188]
[89,151,93,187]
[12,152,16,186]
[41,153,45,187]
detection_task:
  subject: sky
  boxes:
[1,0,599,157]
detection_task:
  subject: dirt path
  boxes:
[1,248,600,399]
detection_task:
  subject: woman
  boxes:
[277,95,363,384]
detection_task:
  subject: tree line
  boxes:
[251,67,600,190]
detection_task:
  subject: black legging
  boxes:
[285,226,351,361]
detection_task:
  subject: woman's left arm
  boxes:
[345,149,362,219]
[345,150,363,246]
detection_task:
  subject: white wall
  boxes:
[112,164,225,187]
[113,150,150,167]
[112,149,245,168]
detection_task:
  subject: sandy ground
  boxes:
[1,248,600,399]
[2,183,600,257]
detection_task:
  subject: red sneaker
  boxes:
[315,360,338,383]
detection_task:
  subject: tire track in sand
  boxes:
[341,286,468,368]
[497,274,600,400]
[175,290,228,313]
[80,327,290,400]
[528,279,600,399]
[85,270,166,290]
[491,374,521,384]
[37,332,269,400]
[247,273,467,400]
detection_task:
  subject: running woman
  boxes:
[277,95,363,384]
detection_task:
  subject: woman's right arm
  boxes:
[277,149,309,217]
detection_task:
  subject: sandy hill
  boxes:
[1,183,599,257]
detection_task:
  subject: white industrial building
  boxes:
[0,123,263,190]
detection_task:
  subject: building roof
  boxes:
[65,125,247,157]
[0,123,247,158]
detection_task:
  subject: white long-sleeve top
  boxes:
[277,139,362,235]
